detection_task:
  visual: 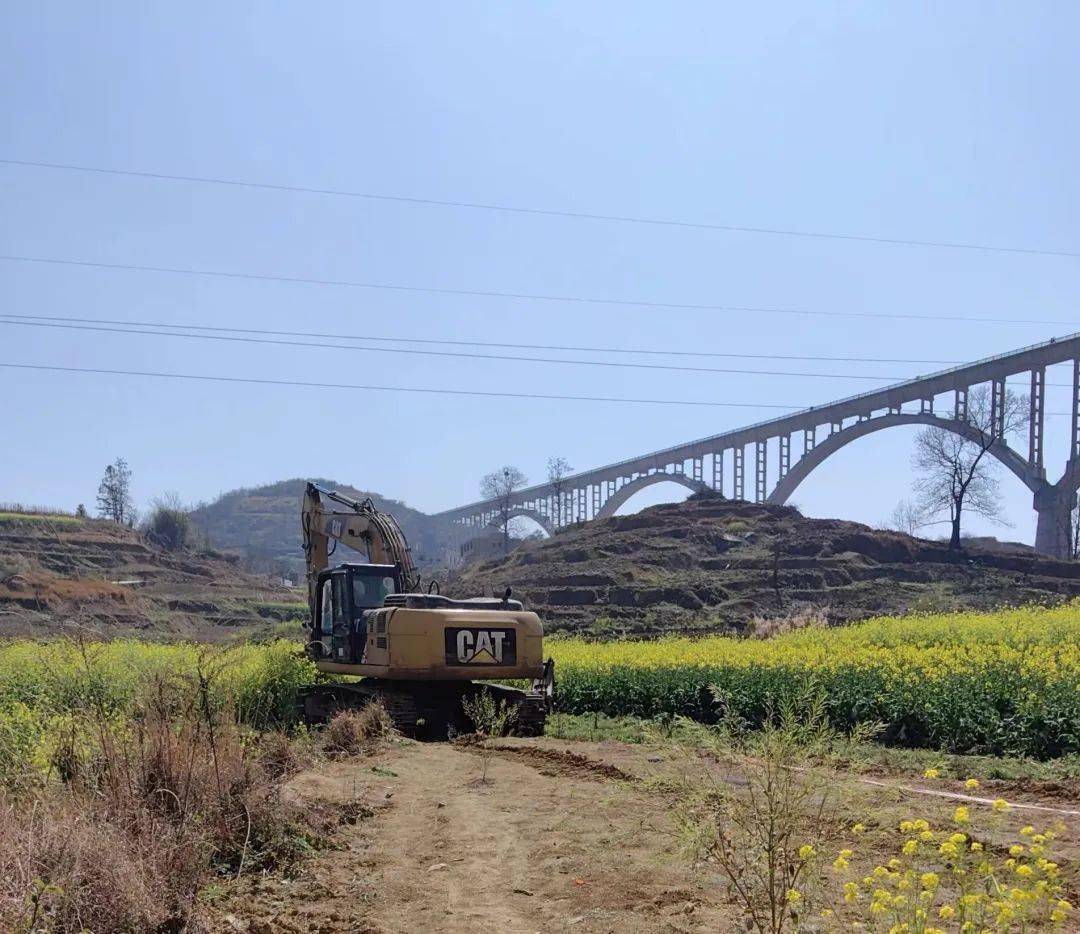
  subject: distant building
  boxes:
[460,529,505,563]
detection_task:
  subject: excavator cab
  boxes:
[312,562,404,664]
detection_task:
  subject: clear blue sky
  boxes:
[2,2,1078,542]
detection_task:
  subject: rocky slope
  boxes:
[453,493,1080,635]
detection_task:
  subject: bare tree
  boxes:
[96,457,134,525]
[911,386,1028,551]
[480,466,528,555]
[547,456,572,528]
[887,499,926,537]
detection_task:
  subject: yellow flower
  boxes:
[1015,865,1034,878]
[920,872,940,889]
[785,888,802,903]
[912,819,930,832]
[923,768,941,779]
[953,806,970,824]
[902,839,918,856]
[843,881,859,903]
[949,832,967,844]
[938,905,956,919]
[852,822,867,833]
[992,798,1010,813]
[919,830,935,842]
[832,856,850,871]
[970,841,983,852]
[798,844,816,860]
[1009,844,1025,857]
[1020,825,1035,836]
[964,778,980,789]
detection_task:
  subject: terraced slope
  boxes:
[0,513,304,640]
[453,494,1080,635]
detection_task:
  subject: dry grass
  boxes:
[257,728,314,781]
[322,702,394,758]
[747,606,829,639]
[0,676,318,933]
[0,568,132,608]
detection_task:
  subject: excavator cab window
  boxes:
[352,574,397,610]
[330,574,348,631]
[319,579,334,635]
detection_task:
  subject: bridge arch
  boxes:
[595,472,711,519]
[486,508,554,536]
[768,412,1040,506]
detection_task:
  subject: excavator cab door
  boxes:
[314,569,356,663]
[314,564,403,664]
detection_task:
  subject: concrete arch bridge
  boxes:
[436,333,1080,558]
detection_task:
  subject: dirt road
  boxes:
[215,737,732,933]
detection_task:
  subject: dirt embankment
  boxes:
[454,495,1080,635]
[0,515,304,639]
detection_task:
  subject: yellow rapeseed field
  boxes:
[548,602,1080,758]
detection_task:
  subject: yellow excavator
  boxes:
[299,482,554,737]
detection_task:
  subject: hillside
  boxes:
[453,493,1080,635]
[189,478,462,577]
[0,511,304,640]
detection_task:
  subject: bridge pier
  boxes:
[1033,471,1078,560]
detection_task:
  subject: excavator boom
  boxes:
[301,481,420,617]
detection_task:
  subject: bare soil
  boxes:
[210,736,1079,934]
[213,738,734,933]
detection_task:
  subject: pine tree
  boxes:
[96,458,133,524]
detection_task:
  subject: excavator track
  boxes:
[299,679,549,740]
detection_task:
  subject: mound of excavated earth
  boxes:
[453,494,1080,636]
[0,515,304,640]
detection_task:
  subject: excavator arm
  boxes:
[301,482,420,616]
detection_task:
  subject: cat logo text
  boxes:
[444,627,517,666]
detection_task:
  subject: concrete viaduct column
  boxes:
[1034,361,1080,558]
[1034,479,1076,559]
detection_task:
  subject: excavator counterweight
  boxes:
[299,482,553,737]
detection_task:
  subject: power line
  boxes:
[0,318,913,382]
[1,361,1071,416]
[0,362,800,409]
[3,157,1078,259]
[0,312,961,365]
[10,316,1076,387]
[1,253,1075,327]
